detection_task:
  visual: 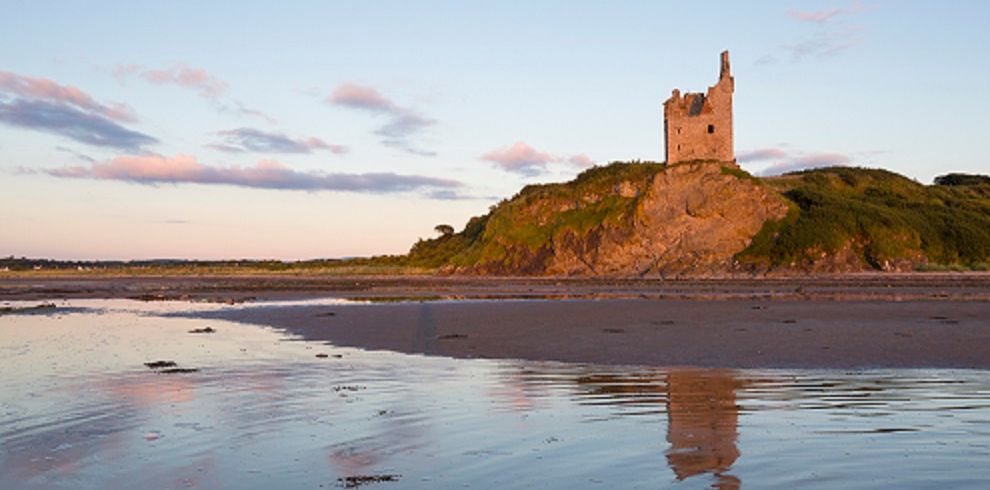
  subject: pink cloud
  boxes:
[140,64,227,99]
[788,1,865,24]
[46,154,461,194]
[328,83,397,112]
[737,148,789,162]
[758,152,853,176]
[481,141,557,176]
[567,154,595,169]
[0,71,135,122]
[327,82,435,155]
[481,142,594,176]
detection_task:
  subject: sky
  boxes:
[2,1,989,260]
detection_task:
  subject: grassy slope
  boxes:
[738,168,990,270]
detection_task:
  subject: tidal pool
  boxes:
[1,300,989,489]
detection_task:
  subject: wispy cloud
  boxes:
[785,25,866,61]
[55,145,96,163]
[115,63,227,99]
[737,148,789,162]
[481,141,594,176]
[0,98,157,150]
[760,1,870,63]
[115,63,274,123]
[208,127,346,155]
[45,154,462,194]
[328,82,436,156]
[743,147,853,176]
[788,1,866,25]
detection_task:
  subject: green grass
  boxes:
[738,167,990,269]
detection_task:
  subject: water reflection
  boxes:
[3,301,990,489]
[570,368,744,489]
[665,370,742,490]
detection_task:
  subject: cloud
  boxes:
[745,147,853,176]
[0,70,135,122]
[328,82,436,156]
[136,64,227,99]
[481,141,594,176]
[227,102,277,124]
[116,63,276,124]
[760,1,869,63]
[567,154,595,169]
[481,141,556,176]
[46,154,462,194]
[737,148,789,162]
[0,98,157,150]
[55,145,96,163]
[788,1,865,25]
[785,25,866,61]
[209,127,346,154]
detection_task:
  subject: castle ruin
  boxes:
[663,51,735,165]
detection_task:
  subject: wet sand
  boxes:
[3,274,990,369]
[197,298,990,369]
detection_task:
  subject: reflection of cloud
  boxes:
[481,141,594,176]
[209,127,346,155]
[328,82,436,156]
[46,153,463,194]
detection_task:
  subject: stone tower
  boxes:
[663,51,735,165]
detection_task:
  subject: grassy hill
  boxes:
[404,163,990,274]
[739,167,990,271]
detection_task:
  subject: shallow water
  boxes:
[1,300,989,489]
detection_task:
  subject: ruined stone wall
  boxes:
[664,51,734,164]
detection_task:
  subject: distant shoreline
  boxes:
[3,273,990,303]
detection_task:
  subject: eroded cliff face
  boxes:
[462,163,789,277]
[545,163,789,276]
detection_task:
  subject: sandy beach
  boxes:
[3,274,989,369]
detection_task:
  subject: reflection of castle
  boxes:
[665,370,742,490]
[663,51,735,165]
[573,368,743,489]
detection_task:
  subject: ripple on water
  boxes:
[1,300,989,489]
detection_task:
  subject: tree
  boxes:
[434,224,454,236]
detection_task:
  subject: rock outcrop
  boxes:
[406,164,990,276]
[430,162,788,277]
[545,163,788,276]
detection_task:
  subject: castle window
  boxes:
[707,124,715,134]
